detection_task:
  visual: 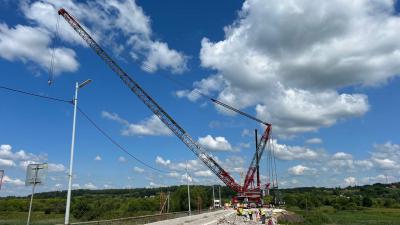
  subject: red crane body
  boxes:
[58,8,272,203]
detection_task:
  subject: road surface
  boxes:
[146,209,235,225]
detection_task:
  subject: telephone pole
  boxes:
[186,161,191,216]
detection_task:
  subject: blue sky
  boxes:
[1,0,400,196]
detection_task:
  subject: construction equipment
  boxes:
[235,126,272,205]
[58,8,273,205]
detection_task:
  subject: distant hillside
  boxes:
[1,183,399,223]
[2,182,398,201]
[1,185,236,199]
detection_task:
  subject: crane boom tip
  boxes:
[58,8,66,15]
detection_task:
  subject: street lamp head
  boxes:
[78,79,92,89]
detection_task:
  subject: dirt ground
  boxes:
[216,208,293,225]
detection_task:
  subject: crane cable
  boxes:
[157,73,271,126]
[0,85,171,174]
[48,15,60,85]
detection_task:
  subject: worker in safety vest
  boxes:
[243,208,249,220]
[259,208,266,224]
[237,207,243,216]
[248,208,253,220]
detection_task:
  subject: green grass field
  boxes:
[283,207,400,225]
[2,208,400,225]
[0,212,64,225]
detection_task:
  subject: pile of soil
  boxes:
[277,212,304,223]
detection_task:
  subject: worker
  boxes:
[255,208,260,221]
[237,207,243,216]
[268,217,277,225]
[266,210,273,225]
[243,208,249,220]
[260,208,266,224]
[248,208,253,221]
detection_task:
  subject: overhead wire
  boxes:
[0,84,171,174]
[77,106,171,174]
[0,85,72,103]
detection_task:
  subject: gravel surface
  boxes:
[216,209,285,225]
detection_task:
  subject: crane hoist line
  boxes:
[58,8,272,200]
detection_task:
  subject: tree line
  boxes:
[0,183,399,222]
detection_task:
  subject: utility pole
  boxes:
[186,161,191,216]
[65,80,92,225]
[167,191,170,213]
[27,167,39,225]
[26,163,47,225]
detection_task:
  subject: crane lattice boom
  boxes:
[58,8,243,192]
[243,125,271,191]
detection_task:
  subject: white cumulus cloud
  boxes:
[84,182,97,189]
[155,156,171,166]
[20,0,187,74]
[305,138,322,145]
[133,166,144,173]
[194,170,213,177]
[3,175,25,187]
[0,159,15,167]
[102,111,172,136]
[179,0,400,136]
[344,176,357,186]
[48,163,66,172]
[271,139,322,161]
[0,23,79,75]
[288,165,314,176]
[198,135,233,152]
[370,142,400,170]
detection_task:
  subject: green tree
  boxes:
[362,197,373,207]
[72,199,91,219]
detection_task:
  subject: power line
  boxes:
[0,84,170,174]
[0,85,72,103]
[77,106,171,174]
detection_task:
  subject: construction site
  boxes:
[0,4,286,225]
[2,0,400,225]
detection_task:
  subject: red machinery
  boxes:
[58,8,273,204]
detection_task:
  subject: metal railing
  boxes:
[57,208,222,225]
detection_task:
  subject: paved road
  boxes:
[146,210,236,225]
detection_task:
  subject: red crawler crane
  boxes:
[58,8,273,205]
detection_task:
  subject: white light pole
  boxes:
[65,80,92,225]
[186,161,191,216]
